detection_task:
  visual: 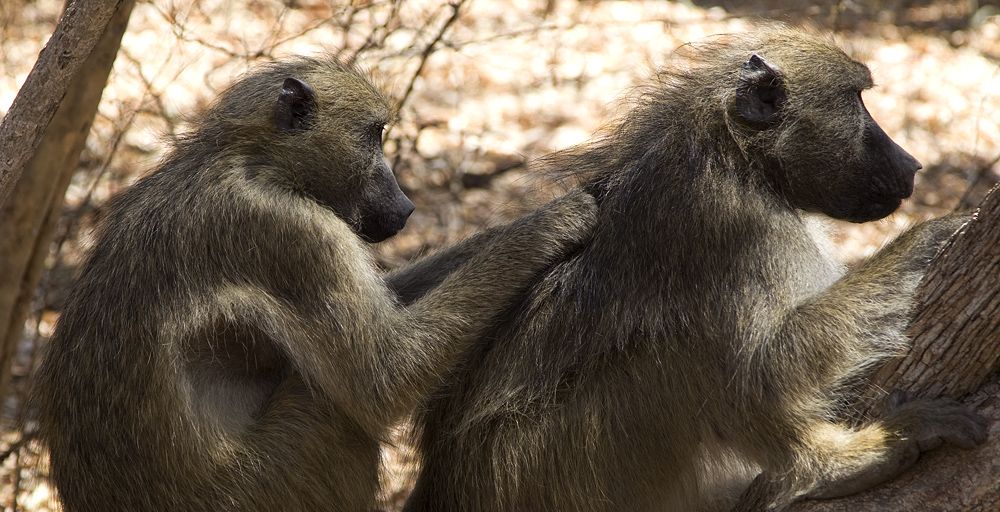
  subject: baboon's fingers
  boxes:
[888,398,989,450]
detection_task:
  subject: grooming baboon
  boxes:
[401,27,988,512]
[31,56,597,512]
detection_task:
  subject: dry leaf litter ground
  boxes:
[1,0,998,509]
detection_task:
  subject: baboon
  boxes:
[400,27,988,512]
[30,56,597,512]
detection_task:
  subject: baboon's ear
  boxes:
[275,77,317,134]
[735,55,786,128]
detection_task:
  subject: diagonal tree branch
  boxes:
[0,0,124,208]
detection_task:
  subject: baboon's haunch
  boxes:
[402,27,988,512]
[31,56,597,512]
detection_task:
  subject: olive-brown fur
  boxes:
[31,56,597,512]
[401,27,987,512]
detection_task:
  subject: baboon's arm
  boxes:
[387,191,595,305]
[770,214,972,387]
[267,190,597,434]
[738,214,984,508]
[386,223,515,305]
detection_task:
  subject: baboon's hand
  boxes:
[908,212,972,264]
[521,189,598,257]
[858,212,972,292]
[884,396,988,455]
[889,212,973,274]
[795,397,988,505]
[864,397,989,495]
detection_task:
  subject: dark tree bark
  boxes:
[792,182,1000,511]
[0,0,134,402]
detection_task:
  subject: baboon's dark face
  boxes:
[735,53,921,223]
[355,148,416,243]
[275,75,414,243]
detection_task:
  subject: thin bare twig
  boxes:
[396,0,466,114]
[385,0,467,170]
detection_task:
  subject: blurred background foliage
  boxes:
[1,0,998,509]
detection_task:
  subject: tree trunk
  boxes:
[0,0,125,206]
[0,0,134,402]
[791,182,1000,511]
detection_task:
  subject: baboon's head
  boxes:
[727,29,920,223]
[208,57,413,243]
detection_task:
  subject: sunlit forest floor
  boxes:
[1,0,999,509]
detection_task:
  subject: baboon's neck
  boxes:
[577,132,777,301]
